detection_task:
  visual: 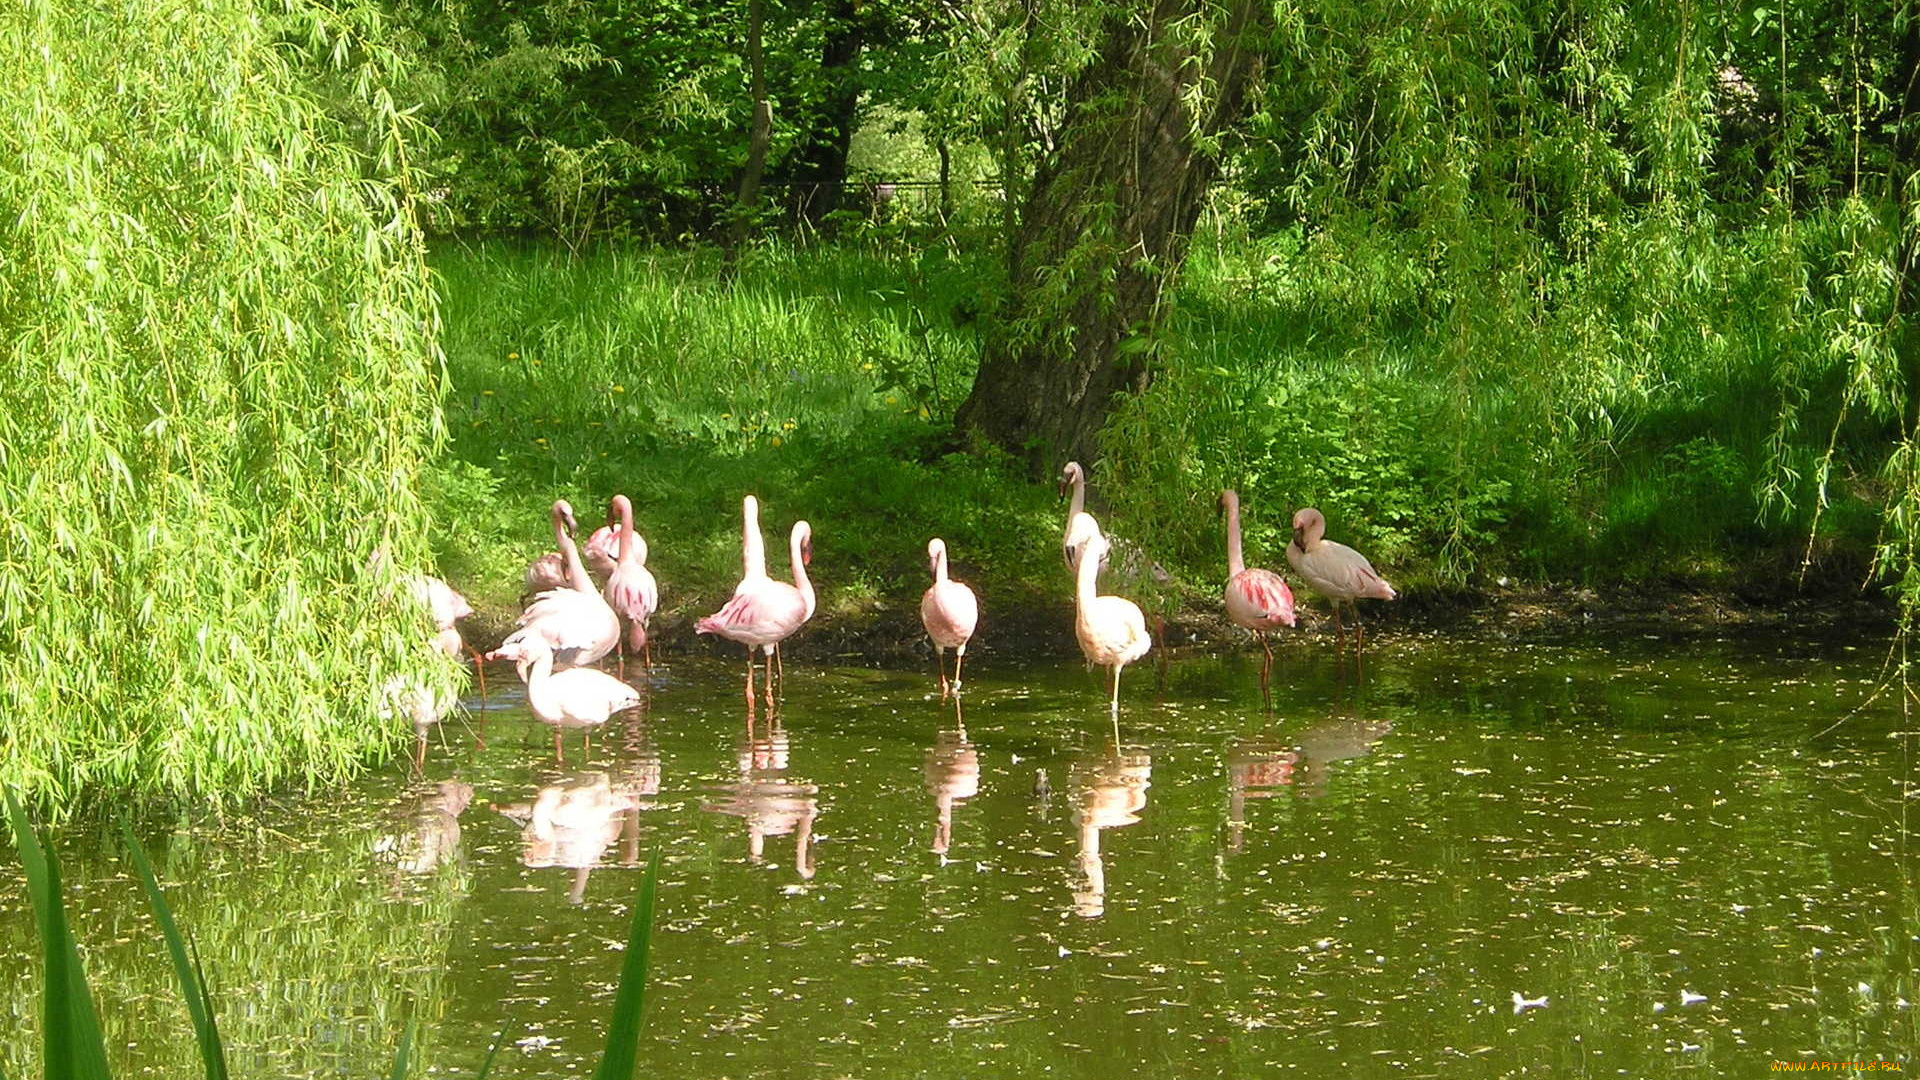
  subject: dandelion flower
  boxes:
[481,390,495,397]
[535,437,549,446]
[508,352,520,360]
[612,384,626,394]
[772,436,783,447]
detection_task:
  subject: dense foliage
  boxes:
[0,0,454,811]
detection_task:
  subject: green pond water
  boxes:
[3,632,1917,1077]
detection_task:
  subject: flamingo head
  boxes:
[1058,461,1084,500]
[554,499,580,538]
[1291,507,1326,548]
[795,522,814,566]
[1217,489,1239,516]
[927,537,947,576]
[610,493,634,529]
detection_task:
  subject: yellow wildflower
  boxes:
[771,436,783,447]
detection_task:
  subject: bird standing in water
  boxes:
[603,494,659,672]
[1218,490,1296,697]
[695,495,815,704]
[1067,512,1151,737]
[1286,507,1395,649]
[500,500,620,670]
[920,538,979,698]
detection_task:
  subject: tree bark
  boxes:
[953,0,1273,474]
[788,0,866,229]
[728,0,772,256]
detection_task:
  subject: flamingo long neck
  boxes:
[555,509,593,592]
[1067,471,1086,527]
[524,650,556,717]
[616,498,638,567]
[1075,533,1102,612]
[1224,493,1246,578]
[790,525,815,619]
[742,497,768,579]
[932,544,950,584]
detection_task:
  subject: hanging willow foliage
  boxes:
[1096,0,1920,597]
[0,0,454,812]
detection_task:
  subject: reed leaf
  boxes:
[591,855,659,1080]
[387,1018,415,1080]
[472,1016,517,1080]
[5,791,113,1080]
[119,821,228,1080]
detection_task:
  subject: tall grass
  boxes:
[431,240,1061,623]
[0,0,452,812]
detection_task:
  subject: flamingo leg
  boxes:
[953,646,966,696]
[1109,665,1124,745]
[642,633,653,674]
[553,727,564,763]
[468,646,488,709]
[935,647,949,698]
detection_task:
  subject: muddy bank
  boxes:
[460,577,1900,670]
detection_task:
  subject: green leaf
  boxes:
[473,1016,518,1080]
[387,1017,416,1080]
[591,855,660,1080]
[120,819,228,1080]
[5,791,114,1080]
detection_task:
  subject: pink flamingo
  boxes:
[486,635,640,761]
[695,495,815,702]
[1219,490,1297,692]
[584,524,620,581]
[920,538,979,698]
[603,495,659,671]
[500,500,619,669]
[1066,512,1151,733]
[1286,507,1396,648]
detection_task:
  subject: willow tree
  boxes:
[952,0,1274,471]
[0,0,452,811]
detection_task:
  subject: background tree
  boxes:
[952,0,1274,471]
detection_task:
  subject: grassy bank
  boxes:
[428,232,1889,642]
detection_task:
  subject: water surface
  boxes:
[3,632,1916,1076]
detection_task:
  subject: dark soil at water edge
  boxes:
[458,577,1901,671]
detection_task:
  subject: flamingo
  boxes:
[584,523,620,581]
[1286,506,1396,648]
[920,538,979,698]
[1066,512,1151,731]
[1219,490,1297,694]
[603,495,660,671]
[1060,462,1089,570]
[487,634,640,760]
[695,495,814,702]
[500,500,619,669]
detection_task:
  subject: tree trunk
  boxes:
[728,0,771,256]
[953,0,1273,474]
[789,0,865,229]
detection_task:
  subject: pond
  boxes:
[3,631,1916,1077]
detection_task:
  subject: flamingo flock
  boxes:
[391,460,1395,755]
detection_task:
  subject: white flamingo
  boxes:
[920,538,979,698]
[487,635,640,760]
[1067,512,1151,730]
[1286,507,1395,648]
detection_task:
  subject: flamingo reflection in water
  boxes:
[1226,715,1393,851]
[495,770,643,905]
[373,779,475,878]
[1068,747,1152,918]
[924,700,980,860]
[702,716,818,880]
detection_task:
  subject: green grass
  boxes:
[430,240,1063,628]
[429,228,1888,634]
